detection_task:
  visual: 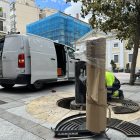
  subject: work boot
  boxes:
[119,90,124,100]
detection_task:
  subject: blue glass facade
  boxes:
[26,12,91,47]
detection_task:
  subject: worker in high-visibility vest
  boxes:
[105,71,124,99]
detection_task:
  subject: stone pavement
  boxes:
[0,73,139,140]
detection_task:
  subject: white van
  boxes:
[0,33,76,91]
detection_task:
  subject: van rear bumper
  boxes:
[0,74,31,84]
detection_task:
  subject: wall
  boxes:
[15,2,39,34]
[0,0,10,34]
[41,7,57,18]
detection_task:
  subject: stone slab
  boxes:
[0,97,15,103]
[0,111,16,120]
[0,101,25,110]
[28,125,54,140]
[6,114,38,130]
[0,120,43,140]
[7,105,45,124]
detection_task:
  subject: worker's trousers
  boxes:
[107,77,121,99]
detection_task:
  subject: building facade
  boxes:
[0,0,10,35]
[10,0,57,34]
[71,30,139,71]
[26,12,91,47]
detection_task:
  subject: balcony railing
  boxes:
[0,12,6,19]
[10,5,15,10]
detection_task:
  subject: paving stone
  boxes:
[123,92,136,99]
[128,93,140,102]
[0,101,25,110]
[0,97,15,103]
[28,125,54,140]
[7,105,45,124]
[0,108,5,114]
[0,120,43,140]
[19,96,43,104]
[0,111,15,120]
[7,95,29,100]
[0,118,4,122]
[7,116,38,130]
[41,122,57,129]
[130,118,140,126]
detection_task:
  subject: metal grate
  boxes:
[54,113,140,138]
[108,98,139,114]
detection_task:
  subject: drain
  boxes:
[108,98,139,114]
[57,97,75,109]
[54,113,140,138]
[0,100,7,105]
[57,97,139,114]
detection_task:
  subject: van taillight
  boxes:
[18,54,25,68]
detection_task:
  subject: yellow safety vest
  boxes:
[105,71,119,97]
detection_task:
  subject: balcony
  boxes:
[10,5,15,10]
[0,26,7,35]
[0,12,6,20]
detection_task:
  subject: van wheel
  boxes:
[1,84,15,88]
[27,83,44,91]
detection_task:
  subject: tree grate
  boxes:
[54,113,140,138]
[108,98,140,114]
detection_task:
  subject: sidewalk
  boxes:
[0,74,140,140]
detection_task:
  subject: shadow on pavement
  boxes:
[0,81,75,94]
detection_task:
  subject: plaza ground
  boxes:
[0,73,140,140]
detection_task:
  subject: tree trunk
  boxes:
[129,12,140,85]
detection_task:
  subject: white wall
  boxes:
[0,0,10,33]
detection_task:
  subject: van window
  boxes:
[67,47,75,59]
[3,37,18,51]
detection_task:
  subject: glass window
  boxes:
[67,47,75,59]
[10,17,15,22]
[114,43,118,47]
[0,21,3,31]
[11,24,16,29]
[114,55,119,63]
[129,54,132,63]
[10,10,16,16]
[10,4,15,10]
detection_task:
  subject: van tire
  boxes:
[27,83,44,91]
[1,84,15,88]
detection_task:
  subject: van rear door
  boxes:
[28,34,57,84]
[2,35,24,78]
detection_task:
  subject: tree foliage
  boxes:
[66,0,139,50]
[66,0,140,85]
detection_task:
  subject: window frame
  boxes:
[128,53,133,63]
[67,47,75,59]
[113,54,119,64]
[113,42,120,48]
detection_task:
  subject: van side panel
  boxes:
[28,35,57,84]
[2,35,24,78]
